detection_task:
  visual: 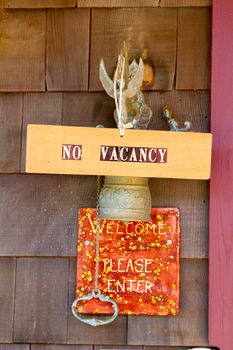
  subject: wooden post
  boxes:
[209,1,233,349]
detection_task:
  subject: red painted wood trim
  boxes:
[209,1,233,349]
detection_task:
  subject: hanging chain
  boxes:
[71,175,119,326]
[94,175,101,290]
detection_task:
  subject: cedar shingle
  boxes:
[0,258,16,342]
[14,258,69,343]
[0,94,22,172]
[176,8,211,89]
[89,8,177,91]
[0,174,96,256]
[0,10,46,91]
[77,0,159,7]
[62,92,115,128]
[21,93,62,172]
[46,9,90,91]
[0,0,76,7]
[160,0,211,6]
[0,345,29,350]
[32,346,92,350]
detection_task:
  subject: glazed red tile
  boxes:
[76,208,180,316]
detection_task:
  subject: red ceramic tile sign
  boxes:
[76,208,180,315]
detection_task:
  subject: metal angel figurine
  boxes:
[99,43,152,136]
[163,105,191,132]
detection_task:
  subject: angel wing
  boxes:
[99,58,115,98]
[126,58,144,98]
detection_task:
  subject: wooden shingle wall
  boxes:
[0,1,211,349]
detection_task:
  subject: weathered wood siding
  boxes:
[0,1,211,349]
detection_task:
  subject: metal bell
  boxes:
[99,176,152,222]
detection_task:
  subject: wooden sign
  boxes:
[26,125,212,179]
[75,208,180,316]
